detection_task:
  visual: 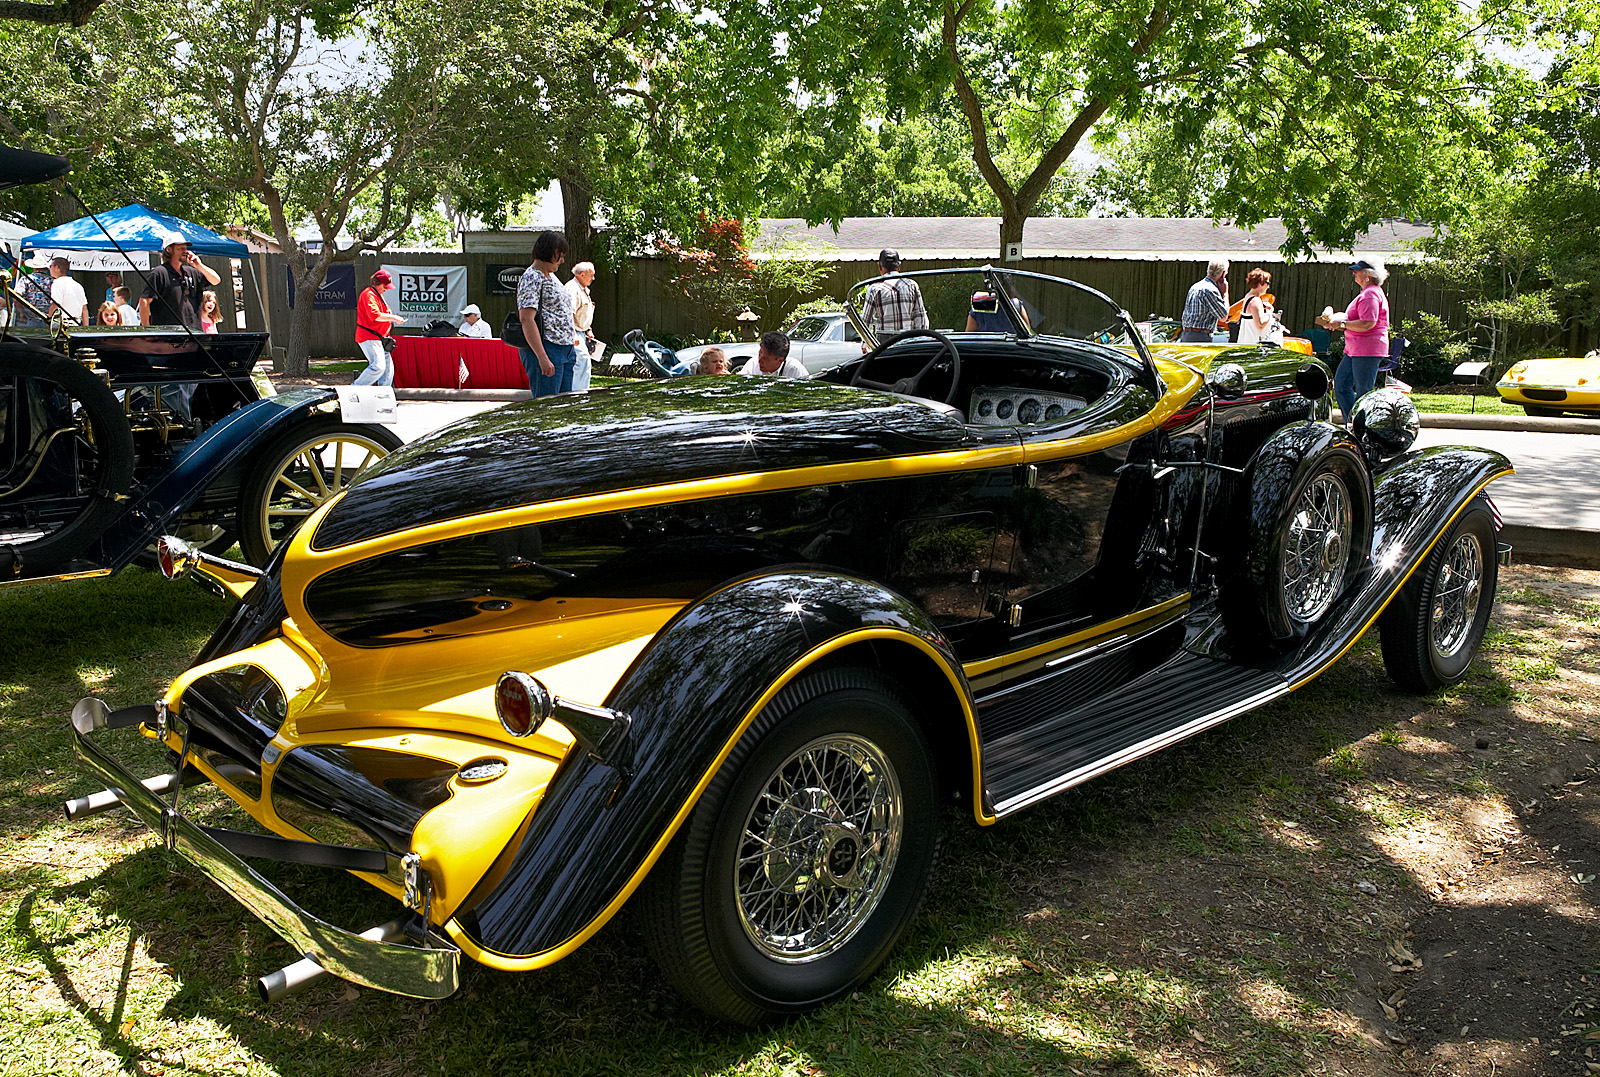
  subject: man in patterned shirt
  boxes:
[860,248,928,345]
[1179,258,1230,343]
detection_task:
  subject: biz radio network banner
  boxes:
[379,264,468,328]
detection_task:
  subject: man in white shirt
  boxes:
[564,261,597,391]
[48,257,89,325]
[458,303,493,339]
[738,332,808,378]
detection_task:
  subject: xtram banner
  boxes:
[380,264,468,328]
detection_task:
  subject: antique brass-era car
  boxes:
[1,145,401,584]
[68,267,1510,1023]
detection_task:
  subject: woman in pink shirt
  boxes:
[1319,259,1390,421]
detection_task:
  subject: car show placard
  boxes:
[380,264,467,327]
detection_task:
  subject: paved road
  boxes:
[389,399,1598,537]
[1416,427,1600,533]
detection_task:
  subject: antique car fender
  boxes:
[1225,420,1374,641]
[95,388,379,570]
[447,568,980,969]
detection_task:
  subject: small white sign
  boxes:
[335,385,398,424]
[1004,243,1023,263]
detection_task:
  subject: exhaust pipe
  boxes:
[64,769,195,822]
[257,920,405,1003]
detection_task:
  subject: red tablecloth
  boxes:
[392,336,529,390]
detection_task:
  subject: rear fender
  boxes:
[98,389,339,569]
[448,569,977,967]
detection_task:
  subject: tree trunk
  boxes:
[283,257,332,378]
[999,209,1026,265]
[561,177,594,269]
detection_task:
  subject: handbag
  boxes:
[502,269,541,348]
[502,309,527,348]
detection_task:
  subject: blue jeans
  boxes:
[1178,328,1213,343]
[353,338,393,386]
[1334,352,1382,421]
[571,342,592,392]
[521,341,576,397]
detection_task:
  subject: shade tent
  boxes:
[22,204,248,259]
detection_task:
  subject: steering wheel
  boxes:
[850,328,963,404]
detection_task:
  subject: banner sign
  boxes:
[486,263,528,296]
[35,248,152,272]
[382,264,468,327]
[286,263,356,309]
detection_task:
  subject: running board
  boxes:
[983,652,1286,817]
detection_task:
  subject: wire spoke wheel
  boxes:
[1380,498,1499,692]
[1430,530,1484,659]
[734,734,903,963]
[642,668,939,1024]
[1279,472,1351,624]
[238,417,401,564]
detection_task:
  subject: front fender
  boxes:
[100,389,339,568]
[448,569,974,967]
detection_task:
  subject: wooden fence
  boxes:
[245,251,1473,360]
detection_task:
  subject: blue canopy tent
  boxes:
[22,203,247,269]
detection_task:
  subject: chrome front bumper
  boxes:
[68,705,459,1000]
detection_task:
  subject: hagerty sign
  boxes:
[486,263,529,296]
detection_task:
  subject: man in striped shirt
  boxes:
[860,248,929,344]
[1179,258,1230,343]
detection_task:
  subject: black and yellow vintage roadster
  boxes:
[67,266,1510,1023]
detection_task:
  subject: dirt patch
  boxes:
[1005,564,1600,1075]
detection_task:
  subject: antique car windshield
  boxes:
[844,267,1154,381]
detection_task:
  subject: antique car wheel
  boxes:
[1379,498,1498,692]
[237,417,402,564]
[0,341,137,574]
[641,667,940,1024]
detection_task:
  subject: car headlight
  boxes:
[1350,388,1420,464]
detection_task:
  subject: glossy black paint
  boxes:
[271,745,456,855]
[454,569,964,959]
[314,380,1002,550]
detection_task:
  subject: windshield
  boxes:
[844,267,1148,368]
[788,316,832,341]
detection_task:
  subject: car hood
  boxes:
[1500,355,1597,387]
[312,378,998,550]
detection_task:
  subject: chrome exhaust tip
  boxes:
[256,920,405,1003]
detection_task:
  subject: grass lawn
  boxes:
[4,566,1599,1075]
[1406,391,1523,417]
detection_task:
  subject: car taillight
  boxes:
[496,671,552,738]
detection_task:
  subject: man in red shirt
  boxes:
[354,269,405,386]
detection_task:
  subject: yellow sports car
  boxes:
[1496,354,1600,417]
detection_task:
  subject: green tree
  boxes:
[814,0,1534,259]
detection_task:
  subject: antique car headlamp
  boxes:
[1350,388,1420,464]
